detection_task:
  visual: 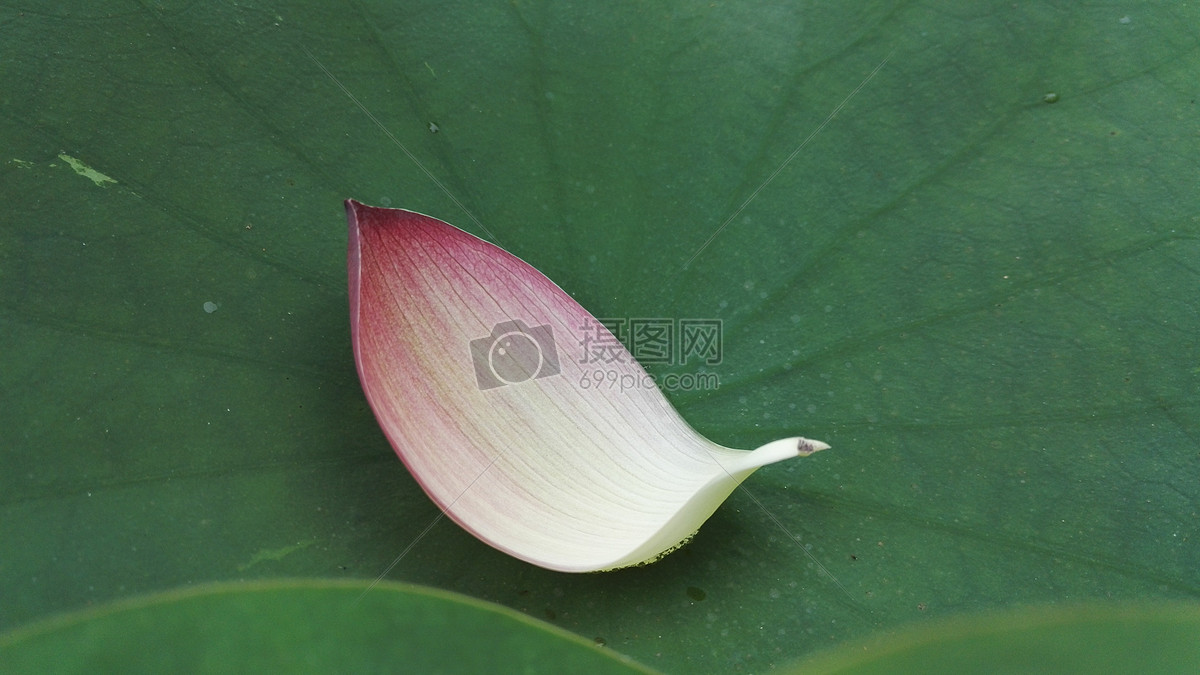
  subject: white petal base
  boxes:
[599,437,830,571]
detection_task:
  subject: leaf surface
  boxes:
[2,2,1197,672]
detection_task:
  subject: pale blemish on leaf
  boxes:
[237,538,315,571]
[57,153,117,187]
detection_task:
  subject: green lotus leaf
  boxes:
[2,2,1196,672]
[0,580,656,674]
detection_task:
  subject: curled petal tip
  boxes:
[347,201,827,572]
[800,437,831,455]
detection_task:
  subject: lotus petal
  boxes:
[347,200,828,572]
